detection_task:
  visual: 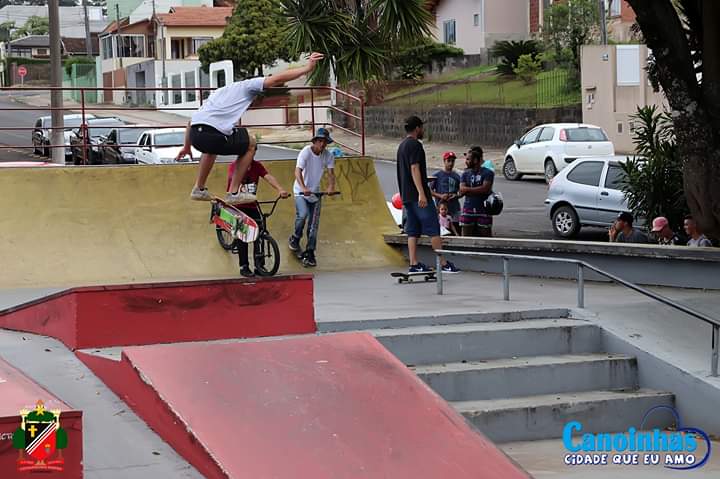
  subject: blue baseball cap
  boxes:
[312,127,333,144]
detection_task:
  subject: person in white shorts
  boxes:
[176,52,325,205]
[288,128,336,267]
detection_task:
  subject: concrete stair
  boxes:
[321,309,675,443]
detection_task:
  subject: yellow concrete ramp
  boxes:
[0,158,403,288]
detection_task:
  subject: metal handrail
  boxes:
[434,249,720,377]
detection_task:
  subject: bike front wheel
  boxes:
[216,226,235,251]
[254,234,280,276]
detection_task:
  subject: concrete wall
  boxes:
[434,0,529,55]
[385,235,720,290]
[355,104,581,148]
[581,44,666,154]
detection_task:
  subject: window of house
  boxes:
[443,20,456,45]
[35,48,48,56]
[101,36,113,59]
[616,44,640,86]
[473,1,484,30]
[118,35,145,58]
[185,71,196,103]
[170,38,184,59]
[606,0,622,17]
[171,74,182,104]
[191,37,212,54]
[198,68,210,100]
[567,161,604,187]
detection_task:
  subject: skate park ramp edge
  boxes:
[76,333,530,479]
[0,276,315,350]
[0,158,403,288]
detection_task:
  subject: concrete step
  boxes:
[370,319,601,365]
[413,353,638,402]
[318,308,572,333]
[455,389,675,443]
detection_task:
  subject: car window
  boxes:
[138,134,147,146]
[118,127,144,144]
[604,164,627,190]
[521,128,542,145]
[106,130,117,143]
[538,127,555,142]
[64,117,86,129]
[565,128,608,142]
[154,132,185,147]
[566,161,604,187]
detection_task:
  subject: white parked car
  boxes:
[503,123,614,183]
[544,156,632,238]
[134,128,199,164]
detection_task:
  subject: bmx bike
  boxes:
[212,196,285,276]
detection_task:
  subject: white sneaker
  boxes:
[225,191,257,205]
[190,186,213,201]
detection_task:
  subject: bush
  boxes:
[490,40,540,76]
[514,54,541,84]
[64,56,95,76]
[620,105,687,230]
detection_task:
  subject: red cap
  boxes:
[651,216,669,232]
[442,151,457,161]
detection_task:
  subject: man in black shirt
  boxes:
[396,116,459,274]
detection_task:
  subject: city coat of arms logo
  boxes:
[12,400,68,472]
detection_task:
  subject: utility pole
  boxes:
[600,0,608,45]
[49,0,64,164]
[83,0,92,57]
[115,4,123,69]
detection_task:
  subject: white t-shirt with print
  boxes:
[293,145,335,195]
[191,77,265,135]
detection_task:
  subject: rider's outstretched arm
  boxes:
[262,173,289,198]
[263,52,324,89]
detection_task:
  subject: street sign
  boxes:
[17,65,27,86]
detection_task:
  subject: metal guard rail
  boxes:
[433,249,720,377]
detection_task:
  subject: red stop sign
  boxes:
[17,65,27,77]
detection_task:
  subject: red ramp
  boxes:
[0,276,315,349]
[77,333,530,478]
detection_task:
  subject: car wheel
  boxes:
[544,159,558,184]
[503,157,523,181]
[552,205,580,238]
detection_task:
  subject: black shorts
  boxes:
[190,124,251,156]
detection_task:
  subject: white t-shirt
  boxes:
[293,145,335,195]
[191,77,265,135]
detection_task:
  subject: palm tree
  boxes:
[281,0,434,88]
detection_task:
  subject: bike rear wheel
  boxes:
[254,234,280,276]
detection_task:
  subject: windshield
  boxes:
[64,117,85,129]
[565,128,608,142]
[118,128,144,144]
[154,132,185,147]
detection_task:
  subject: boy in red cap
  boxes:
[431,151,462,234]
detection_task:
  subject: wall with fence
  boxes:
[356,104,581,148]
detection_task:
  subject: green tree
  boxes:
[281,0,434,88]
[199,0,293,79]
[0,20,14,42]
[626,0,720,237]
[514,54,542,85]
[11,16,49,39]
[621,106,687,230]
[491,40,541,76]
[542,0,599,76]
[393,40,463,81]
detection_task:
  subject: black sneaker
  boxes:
[240,265,255,277]
[409,262,433,273]
[441,261,460,274]
[302,250,317,267]
[288,235,300,252]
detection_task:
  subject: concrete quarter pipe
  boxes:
[0,158,403,288]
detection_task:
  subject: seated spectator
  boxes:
[651,216,683,246]
[609,212,648,243]
[431,152,462,233]
[684,215,713,247]
[438,200,459,236]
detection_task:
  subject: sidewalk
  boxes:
[9,92,505,169]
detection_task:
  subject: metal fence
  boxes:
[0,84,365,165]
[385,69,580,108]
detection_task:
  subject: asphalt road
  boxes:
[374,159,608,241]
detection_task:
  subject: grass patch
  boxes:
[384,65,497,101]
[385,69,580,107]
